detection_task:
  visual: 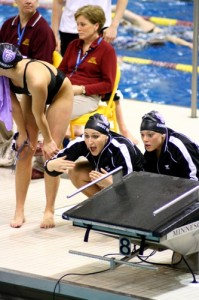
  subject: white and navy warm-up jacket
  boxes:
[45,131,144,177]
[143,128,199,180]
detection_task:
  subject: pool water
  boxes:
[126,0,193,22]
[0,0,197,108]
[119,63,192,106]
[115,0,196,107]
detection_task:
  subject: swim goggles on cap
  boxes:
[142,111,165,124]
[142,113,158,122]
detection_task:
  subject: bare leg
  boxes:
[10,97,38,228]
[10,146,35,227]
[41,82,73,228]
[40,173,60,228]
[10,124,38,228]
[68,161,101,197]
[115,101,139,145]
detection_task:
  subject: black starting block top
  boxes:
[63,172,199,239]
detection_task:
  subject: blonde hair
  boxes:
[75,5,106,34]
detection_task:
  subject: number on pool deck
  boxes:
[119,237,131,256]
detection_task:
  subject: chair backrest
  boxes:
[52,50,62,67]
[69,64,121,138]
[103,64,121,114]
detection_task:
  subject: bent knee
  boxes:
[68,161,92,187]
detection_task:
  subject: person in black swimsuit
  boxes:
[9,60,66,105]
[0,43,73,229]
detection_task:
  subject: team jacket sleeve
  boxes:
[44,138,86,177]
[44,150,66,177]
[113,144,134,176]
[169,136,199,180]
[175,144,199,180]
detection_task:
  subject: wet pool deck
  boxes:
[0,99,199,299]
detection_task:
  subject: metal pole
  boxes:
[66,166,123,198]
[153,185,199,216]
[69,250,157,270]
[191,0,199,117]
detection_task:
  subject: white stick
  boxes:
[67,166,123,199]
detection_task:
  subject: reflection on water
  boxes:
[0,0,196,107]
[119,62,192,107]
[115,0,195,107]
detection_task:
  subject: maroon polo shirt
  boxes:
[0,10,56,63]
[59,38,117,96]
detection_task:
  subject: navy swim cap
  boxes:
[85,113,110,135]
[0,43,23,69]
[140,110,167,134]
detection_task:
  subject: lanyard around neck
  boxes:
[69,36,103,78]
[17,22,26,46]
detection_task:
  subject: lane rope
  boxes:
[121,56,199,73]
[144,16,193,27]
[0,1,194,26]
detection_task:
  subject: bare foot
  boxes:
[10,211,25,228]
[40,211,55,229]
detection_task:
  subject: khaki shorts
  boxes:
[71,95,100,120]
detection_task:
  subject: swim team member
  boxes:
[45,113,144,197]
[140,110,199,180]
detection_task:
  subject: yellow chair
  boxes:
[52,50,62,67]
[70,65,121,139]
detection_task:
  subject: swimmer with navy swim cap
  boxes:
[140,110,167,134]
[45,113,144,197]
[0,43,23,69]
[140,110,199,181]
[85,113,110,135]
